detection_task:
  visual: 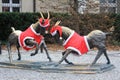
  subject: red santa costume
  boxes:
[50,26,90,55]
[63,31,90,55]
[18,25,44,51]
[18,18,50,51]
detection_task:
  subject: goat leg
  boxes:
[62,51,74,65]
[58,49,72,65]
[16,45,21,60]
[31,44,39,56]
[103,49,111,64]
[91,49,103,66]
[40,43,44,53]
[7,43,12,63]
[54,50,71,67]
[42,44,52,62]
[26,40,39,56]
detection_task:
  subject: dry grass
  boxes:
[47,44,120,51]
[1,44,64,51]
[1,43,120,51]
[47,44,64,51]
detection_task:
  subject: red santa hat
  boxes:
[39,18,50,32]
[50,26,62,39]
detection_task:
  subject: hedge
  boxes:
[0,12,120,45]
[0,12,39,41]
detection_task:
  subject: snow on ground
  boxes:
[0,49,120,80]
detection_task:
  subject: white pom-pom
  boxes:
[45,30,48,34]
[59,37,62,40]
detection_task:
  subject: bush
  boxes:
[0,12,39,41]
[112,14,120,42]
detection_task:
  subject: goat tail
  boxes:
[11,27,15,32]
[105,32,113,36]
[105,26,115,36]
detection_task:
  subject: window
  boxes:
[100,7,116,13]
[2,7,10,12]
[2,0,20,12]
[109,0,116,3]
[100,0,117,13]
[100,0,116,3]
[12,0,19,3]
[108,7,116,13]
[100,0,106,3]
[2,0,9,3]
[12,7,19,12]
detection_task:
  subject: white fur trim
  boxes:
[18,33,22,47]
[51,30,57,36]
[63,31,74,46]
[30,24,40,35]
[84,36,90,50]
[39,22,50,27]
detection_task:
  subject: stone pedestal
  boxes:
[0,60,115,74]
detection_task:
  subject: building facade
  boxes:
[77,0,118,14]
[100,0,117,13]
[0,0,34,12]
[0,0,70,13]
[0,0,119,13]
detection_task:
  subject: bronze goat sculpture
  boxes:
[7,12,52,63]
[50,21,114,66]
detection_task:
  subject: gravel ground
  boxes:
[0,49,120,80]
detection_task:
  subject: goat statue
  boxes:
[7,12,52,63]
[50,21,114,66]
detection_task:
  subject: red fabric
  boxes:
[19,25,43,51]
[39,18,50,30]
[50,26,62,37]
[63,32,89,55]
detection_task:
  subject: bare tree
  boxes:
[69,0,99,14]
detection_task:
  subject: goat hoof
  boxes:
[54,63,59,67]
[49,59,52,62]
[30,53,36,56]
[68,62,74,65]
[107,62,110,64]
[17,58,21,60]
[48,57,52,62]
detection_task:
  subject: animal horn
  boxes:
[47,11,50,19]
[54,21,61,26]
[40,12,44,19]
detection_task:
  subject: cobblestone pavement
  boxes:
[0,49,120,80]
